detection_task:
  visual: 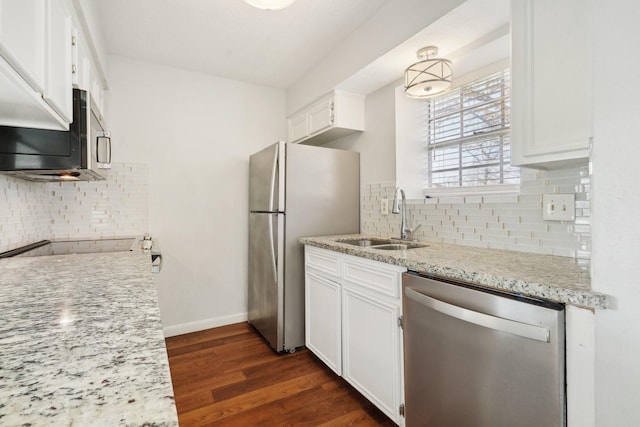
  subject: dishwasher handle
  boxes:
[405,287,550,343]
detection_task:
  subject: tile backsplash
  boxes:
[362,166,590,259]
[2,162,589,259]
[0,163,148,253]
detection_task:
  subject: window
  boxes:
[426,69,519,189]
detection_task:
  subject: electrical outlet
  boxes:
[543,194,575,221]
[380,198,389,215]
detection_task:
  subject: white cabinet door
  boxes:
[342,286,403,424]
[287,91,364,145]
[305,271,342,375]
[288,111,308,144]
[304,246,405,425]
[0,0,46,92]
[511,0,592,168]
[0,55,65,128]
[71,26,91,91]
[44,0,72,123]
[307,98,333,136]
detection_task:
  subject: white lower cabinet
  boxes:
[304,245,406,425]
[305,271,342,375]
[342,286,402,421]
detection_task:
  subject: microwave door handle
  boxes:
[106,132,111,163]
[404,287,550,342]
[96,131,111,164]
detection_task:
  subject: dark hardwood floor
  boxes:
[165,322,396,426]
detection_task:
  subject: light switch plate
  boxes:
[380,198,389,215]
[543,194,575,221]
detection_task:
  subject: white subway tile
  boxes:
[483,194,519,204]
[438,196,465,204]
[464,195,483,204]
[508,229,534,239]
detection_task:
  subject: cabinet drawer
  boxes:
[305,246,341,279]
[343,258,405,299]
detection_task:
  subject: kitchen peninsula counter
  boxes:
[300,234,607,309]
[0,250,178,426]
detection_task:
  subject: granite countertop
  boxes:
[300,234,608,310]
[0,249,178,426]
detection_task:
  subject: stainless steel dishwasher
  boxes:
[402,272,565,427]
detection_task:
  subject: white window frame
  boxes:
[424,68,519,196]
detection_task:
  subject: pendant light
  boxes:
[244,0,297,10]
[404,46,453,99]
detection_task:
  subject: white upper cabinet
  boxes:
[0,56,65,128]
[71,23,105,119]
[71,27,89,91]
[44,0,72,123]
[288,90,365,145]
[0,0,79,130]
[511,0,592,169]
[0,0,46,92]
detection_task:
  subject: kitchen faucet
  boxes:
[391,187,421,240]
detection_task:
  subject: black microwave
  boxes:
[0,89,111,182]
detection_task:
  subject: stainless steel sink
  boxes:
[338,238,427,250]
[339,238,392,247]
[370,243,426,250]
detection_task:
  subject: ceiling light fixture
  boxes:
[404,46,453,99]
[244,0,297,10]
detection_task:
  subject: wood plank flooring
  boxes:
[165,322,396,426]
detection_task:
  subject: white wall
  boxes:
[324,81,397,185]
[106,56,286,336]
[591,0,640,425]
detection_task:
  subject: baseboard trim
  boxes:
[163,312,248,338]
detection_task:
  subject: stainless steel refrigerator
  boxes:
[248,141,359,352]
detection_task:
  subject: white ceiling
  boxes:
[96,0,390,89]
[96,0,509,93]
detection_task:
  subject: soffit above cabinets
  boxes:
[336,0,510,95]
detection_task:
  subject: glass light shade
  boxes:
[244,0,297,10]
[405,58,453,99]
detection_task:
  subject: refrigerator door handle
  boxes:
[405,287,550,342]
[269,144,279,212]
[268,214,278,283]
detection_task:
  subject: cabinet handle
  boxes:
[329,101,334,125]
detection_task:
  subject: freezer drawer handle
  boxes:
[405,287,550,342]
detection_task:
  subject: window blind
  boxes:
[426,69,519,188]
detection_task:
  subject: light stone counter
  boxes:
[300,234,607,309]
[0,250,178,426]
